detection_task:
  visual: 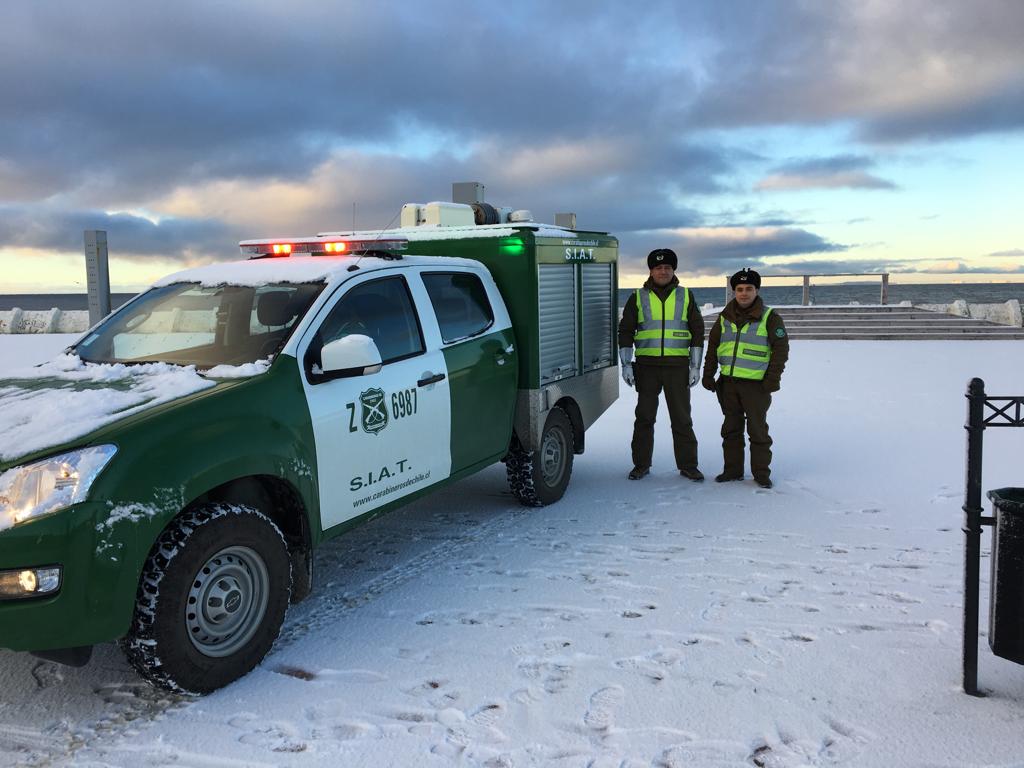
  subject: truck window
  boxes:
[74,282,323,368]
[422,272,494,343]
[307,276,425,371]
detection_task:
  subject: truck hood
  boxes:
[0,354,266,467]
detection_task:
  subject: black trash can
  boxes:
[988,488,1024,664]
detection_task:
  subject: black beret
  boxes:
[730,268,761,289]
[647,248,677,270]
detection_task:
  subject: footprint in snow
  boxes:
[735,634,784,667]
[442,704,507,749]
[657,741,747,767]
[701,599,728,622]
[308,718,379,742]
[749,716,874,766]
[516,658,573,694]
[614,647,683,683]
[228,713,307,753]
[583,685,624,731]
[31,661,63,689]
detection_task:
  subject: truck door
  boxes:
[419,269,517,474]
[299,274,451,530]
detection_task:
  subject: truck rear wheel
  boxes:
[122,504,291,694]
[506,406,574,507]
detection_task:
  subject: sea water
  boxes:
[1,283,1022,312]
[620,282,1024,309]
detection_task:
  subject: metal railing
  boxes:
[724,272,890,306]
[962,378,1024,696]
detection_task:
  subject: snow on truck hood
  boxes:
[0,354,264,465]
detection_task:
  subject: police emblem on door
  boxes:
[359,387,389,434]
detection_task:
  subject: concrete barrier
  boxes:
[3,299,1022,332]
[0,306,217,334]
[916,299,1023,327]
[0,308,90,334]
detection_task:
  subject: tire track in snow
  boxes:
[273,505,532,650]
[33,499,531,767]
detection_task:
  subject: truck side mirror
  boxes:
[320,334,383,376]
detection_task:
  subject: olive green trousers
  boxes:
[631,363,699,470]
[716,377,773,480]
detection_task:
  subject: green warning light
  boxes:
[500,238,525,255]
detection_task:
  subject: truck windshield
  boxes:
[74,281,324,368]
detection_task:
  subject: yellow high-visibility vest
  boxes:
[634,287,691,357]
[717,308,773,380]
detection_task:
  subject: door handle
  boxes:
[417,372,445,387]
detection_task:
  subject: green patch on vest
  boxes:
[775,328,786,337]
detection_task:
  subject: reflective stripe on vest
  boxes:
[635,287,691,357]
[718,307,773,380]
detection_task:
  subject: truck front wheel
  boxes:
[122,504,291,694]
[506,406,574,507]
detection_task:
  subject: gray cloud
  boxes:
[906,262,1024,275]
[0,206,233,261]
[684,1,1024,142]
[756,155,896,191]
[862,78,1024,143]
[3,0,1015,212]
[0,138,715,262]
[0,0,1020,279]
[986,249,1024,258]
[0,1,698,206]
[617,226,848,280]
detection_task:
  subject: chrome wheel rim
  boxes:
[540,427,567,487]
[185,546,269,658]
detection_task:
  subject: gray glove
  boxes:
[619,348,634,387]
[688,346,702,388]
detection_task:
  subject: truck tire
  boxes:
[506,406,574,507]
[122,504,291,694]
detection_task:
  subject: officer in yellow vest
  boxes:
[702,268,789,488]
[618,248,705,481]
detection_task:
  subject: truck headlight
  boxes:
[0,566,62,599]
[0,446,117,532]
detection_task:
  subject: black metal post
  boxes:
[963,377,986,695]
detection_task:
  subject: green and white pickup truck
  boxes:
[0,203,619,692]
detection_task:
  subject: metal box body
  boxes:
[404,226,619,450]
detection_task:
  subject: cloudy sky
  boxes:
[1,0,1022,291]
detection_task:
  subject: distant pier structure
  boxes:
[84,229,111,326]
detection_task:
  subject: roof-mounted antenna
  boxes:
[346,207,403,272]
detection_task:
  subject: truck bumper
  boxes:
[0,502,137,652]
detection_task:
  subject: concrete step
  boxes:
[782,311,982,318]
[782,314,994,322]
[788,329,1024,337]
[701,304,1024,340]
[766,305,925,313]
[785,319,999,327]
[786,333,1024,340]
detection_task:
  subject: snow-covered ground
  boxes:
[2,335,1024,767]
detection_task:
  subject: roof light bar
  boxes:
[239,238,409,258]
